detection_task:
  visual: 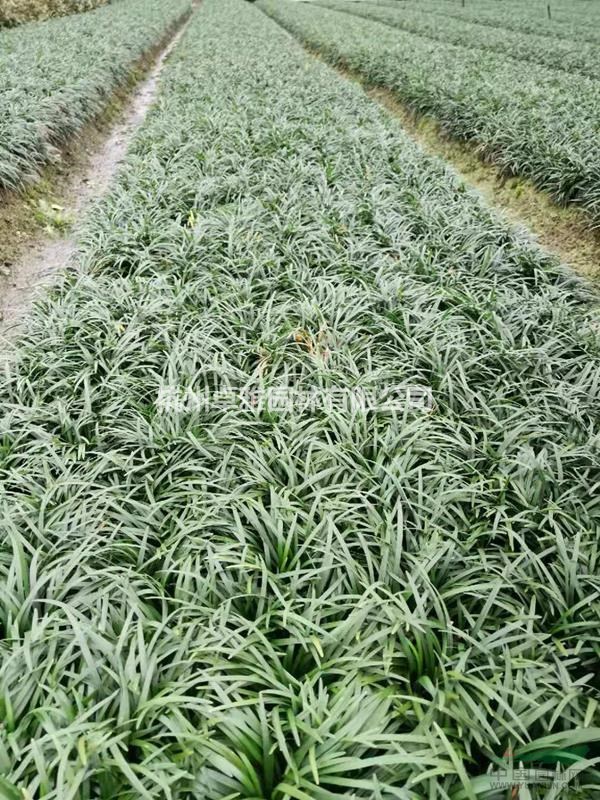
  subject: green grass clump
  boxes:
[1,0,600,796]
[0,0,190,193]
[259,0,600,225]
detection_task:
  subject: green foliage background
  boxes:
[0,0,108,27]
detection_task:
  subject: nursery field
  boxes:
[260,0,600,223]
[0,0,190,192]
[1,0,600,798]
[374,0,600,45]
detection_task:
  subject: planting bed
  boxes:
[0,0,190,192]
[260,0,600,223]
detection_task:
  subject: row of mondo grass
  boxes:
[383,0,600,45]
[1,0,600,796]
[312,0,600,81]
[0,0,190,193]
[259,0,600,225]
[0,0,108,27]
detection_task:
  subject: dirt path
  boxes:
[0,8,195,341]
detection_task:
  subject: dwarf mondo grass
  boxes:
[0,0,599,797]
[313,0,600,81]
[380,0,600,46]
[259,0,600,224]
[0,0,190,193]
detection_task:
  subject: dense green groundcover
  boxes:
[377,0,600,46]
[0,0,190,193]
[312,0,600,80]
[1,0,600,796]
[259,0,600,224]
